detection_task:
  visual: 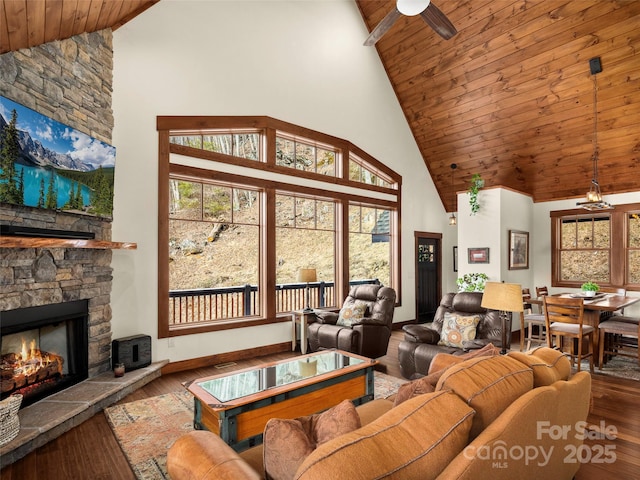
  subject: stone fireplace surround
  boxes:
[1,204,116,375]
[0,204,162,468]
[0,28,166,468]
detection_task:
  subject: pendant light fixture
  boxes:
[577,57,612,211]
[448,163,457,225]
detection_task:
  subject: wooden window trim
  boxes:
[158,116,402,338]
[551,203,640,291]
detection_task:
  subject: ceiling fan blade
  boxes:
[419,3,457,40]
[364,7,402,46]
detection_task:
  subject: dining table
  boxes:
[535,293,640,367]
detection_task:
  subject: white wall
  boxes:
[110,0,452,363]
[456,187,533,331]
[500,189,534,285]
[457,187,502,280]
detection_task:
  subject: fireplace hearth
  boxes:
[1,300,89,408]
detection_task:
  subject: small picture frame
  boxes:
[453,246,458,272]
[509,230,529,270]
[468,247,489,264]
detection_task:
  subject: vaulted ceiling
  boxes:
[0,0,158,54]
[1,0,639,213]
[357,0,640,212]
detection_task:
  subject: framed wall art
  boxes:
[468,247,489,264]
[509,230,529,270]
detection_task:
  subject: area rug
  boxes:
[104,391,194,480]
[104,371,407,480]
[579,354,640,381]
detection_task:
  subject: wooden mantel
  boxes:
[0,237,137,249]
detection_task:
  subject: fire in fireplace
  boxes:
[1,300,89,408]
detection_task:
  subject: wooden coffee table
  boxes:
[184,349,377,452]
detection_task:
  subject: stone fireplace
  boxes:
[0,204,159,469]
[1,300,89,408]
[0,204,117,396]
[0,30,161,468]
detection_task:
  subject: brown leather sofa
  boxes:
[399,291,508,378]
[307,284,396,358]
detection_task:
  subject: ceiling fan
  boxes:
[364,0,457,46]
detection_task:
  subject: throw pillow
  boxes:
[263,399,361,480]
[393,375,436,406]
[437,312,480,348]
[336,302,367,327]
[394,343,501,407]
[507,347,571,387]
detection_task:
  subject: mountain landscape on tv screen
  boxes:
[0,96,116,217]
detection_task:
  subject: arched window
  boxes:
[158,116,401,337]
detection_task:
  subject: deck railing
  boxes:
[169,279,380,325]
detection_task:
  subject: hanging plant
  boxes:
[456,273,489,292]
[468,173,484,215]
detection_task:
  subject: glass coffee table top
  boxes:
[195,350,366,402]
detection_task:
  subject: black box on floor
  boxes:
[112,335,152,371]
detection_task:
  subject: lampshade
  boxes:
[297,268,317,283]
[481,282,523,313]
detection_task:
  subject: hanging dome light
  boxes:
[448,163,457,225]
[577,57,612,211]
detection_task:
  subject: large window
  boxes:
[558,215,610,283]
[629,212,640,284]
[551,203,640,289]
[276,194,336,312]
[158,116,401,337]
[275,133,336,176]
[349,154,392,188]
[169,179,261,325]
[170,131,261,160]
[349,204,392,287]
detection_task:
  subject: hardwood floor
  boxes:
[2,331,639,479]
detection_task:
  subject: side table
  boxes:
[291,310,315,354]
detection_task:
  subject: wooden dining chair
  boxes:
[536,286,549,299]
[520,288,546,351]
[522,288,532,311]
[544,296,594,373]
[599,287,626,295]
[598,318,640,369]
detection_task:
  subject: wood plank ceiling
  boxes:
[1,0,638,213]
[356,0,640,212]
[0,0,158,54]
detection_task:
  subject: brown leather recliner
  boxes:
[307,284,396,358]
[398,291,509,378]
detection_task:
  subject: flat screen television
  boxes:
[0,95,116,218]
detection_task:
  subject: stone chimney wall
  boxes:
[0,30,116,376]
[0,29,113,144]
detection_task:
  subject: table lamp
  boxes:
[298,268,317,312]
[481,282,523,354]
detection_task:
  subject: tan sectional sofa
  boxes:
[167,347,591,480]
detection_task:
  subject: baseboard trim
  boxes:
[161,341,292,374]
[392,319,416,330]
